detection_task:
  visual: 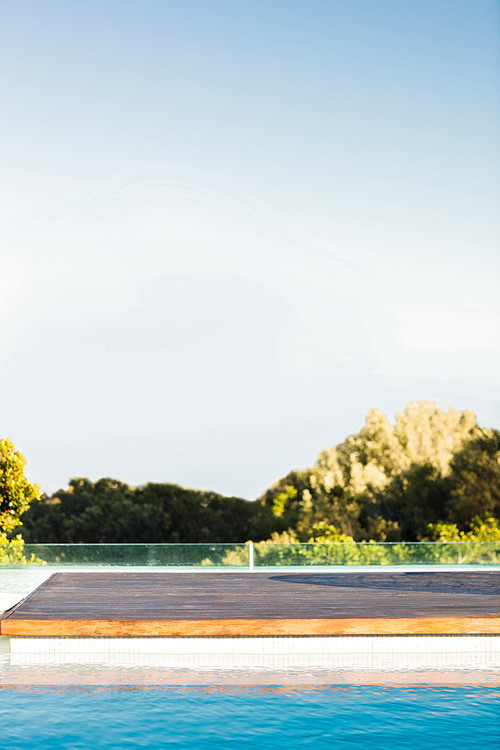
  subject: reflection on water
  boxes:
[1,655,500,688]
[0,678,499,750]
[1,646,499,749]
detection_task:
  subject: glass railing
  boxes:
[252,541,500,566]
[1,543,247,567]
[0,541,499,567]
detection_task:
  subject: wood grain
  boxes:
[2,616,499,636]
[1,571,499,636]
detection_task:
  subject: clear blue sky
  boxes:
[1,0,499,498]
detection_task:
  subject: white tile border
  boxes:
[8,635,500,670]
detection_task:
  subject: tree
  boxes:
[0,438,41,564]
[427,515,500,543]
[20,476,275,544]
[258,401,496,542]
[0,438,41,534]
[365,462,448,541]
[445,432,500,526]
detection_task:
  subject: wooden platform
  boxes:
[1,571,499,637]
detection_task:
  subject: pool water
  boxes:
[1,682,498,749]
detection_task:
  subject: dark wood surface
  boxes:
[1,571,499,636]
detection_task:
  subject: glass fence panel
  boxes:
[2,543,249,567]
[0,541,499,567]
[253,542,500,566]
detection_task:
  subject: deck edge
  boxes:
[0,573,56,631]
[2,616,500,637]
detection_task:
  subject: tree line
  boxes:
[2,401,500,552]
[18,478,277,544]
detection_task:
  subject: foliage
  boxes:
[307,521,355,544]
[445,432,500,525]
[216,515,500,567]
[427,515,500,543]
[252,538,500,567]
[0,438,41,534]
[206,545,248,567]
[20,477,279,544]
[258,402,500,543]
[0,532,45,565]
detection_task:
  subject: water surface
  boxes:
[1,681,498,749]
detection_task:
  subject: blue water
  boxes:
[1,683,498,749]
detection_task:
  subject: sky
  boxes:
[0,0,499,499]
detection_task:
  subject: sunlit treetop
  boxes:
[0,438,41,534]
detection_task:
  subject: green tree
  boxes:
[363,462,448,541]
[425,516,500,564]
[258,401,496,542]
[258,469,317,535]
[445,432,500,526]
[427,515,500,542]
[0,438,41,534]
[20,477,276,544]
[0,438,41,564]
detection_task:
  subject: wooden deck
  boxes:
[1,571,499,636]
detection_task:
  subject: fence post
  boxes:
[248,541,254,572]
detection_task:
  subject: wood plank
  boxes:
[1,571,498,636]
[0,572,57,619]
[2,615,499,636]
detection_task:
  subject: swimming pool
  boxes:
[1,678,498,749]
[2,569,499,748]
